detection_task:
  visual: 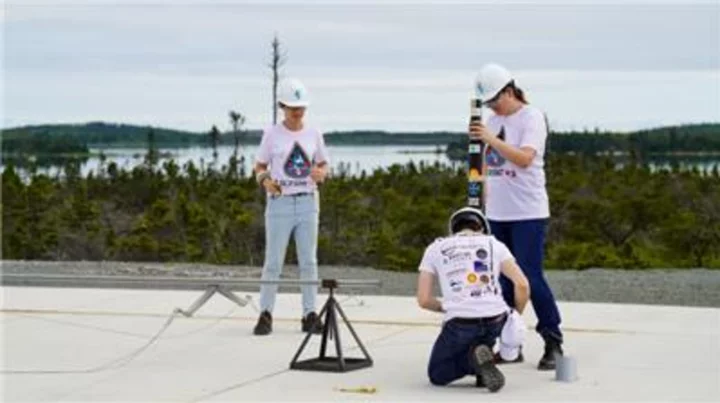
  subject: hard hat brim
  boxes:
[279,100,309,108]
[477,80,512,103]
[478,87,503,103]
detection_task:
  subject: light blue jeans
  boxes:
[259,192,319,316]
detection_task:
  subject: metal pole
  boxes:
[1,274,381,290]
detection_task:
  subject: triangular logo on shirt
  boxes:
[284,142,312,178]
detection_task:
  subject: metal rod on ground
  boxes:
[177,286,225,317]
[1,274,381,290]
[3,273,381,320]
[4,273,381,374]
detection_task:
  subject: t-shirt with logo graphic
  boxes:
[485,105,549,221]
[419,233,514,322]
[255,123,329,196]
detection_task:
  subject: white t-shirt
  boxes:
[419,232,514,322]
[255,123,329,196]
[485,105,550,221]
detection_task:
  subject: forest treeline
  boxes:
[3,122,719,155]
[3,154,719,270]
[447,123,720,161]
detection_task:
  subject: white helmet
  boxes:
[278,78,309,108]
[448,206,491,235]
[475,63,514,103]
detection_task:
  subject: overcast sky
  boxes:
[3,0,719,132]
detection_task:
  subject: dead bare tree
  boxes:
[228,110,247,176]
[208,125,221,162]
[228,110,245,157]
[268,33,287,125]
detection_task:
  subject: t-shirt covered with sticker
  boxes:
[255,123,329,196]
[419,233,513,322]
[485,105,549,221]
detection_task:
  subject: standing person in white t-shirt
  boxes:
[469,63,563,370]
[417,207,530,393]
[252,78,329,336]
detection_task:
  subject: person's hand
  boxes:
[262,177,282,195]
[310,165,327,183]
[469,122,495,143]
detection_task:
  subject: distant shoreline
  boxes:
[3,122,720,160]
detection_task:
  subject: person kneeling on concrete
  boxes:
[416,207,530,392]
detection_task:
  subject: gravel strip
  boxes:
[2,260,719,308]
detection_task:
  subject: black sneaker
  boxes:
[471,345,505,393]
[253,311,272,336]
[301,312,323,334]
[494,348,524,365]
[538,337,563,371]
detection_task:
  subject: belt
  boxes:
[449,312,507,325]
[270,192,314,199]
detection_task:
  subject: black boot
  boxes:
[301,312,323,334]
[253,311,273,336]
[471,345,505,393]
[538,335,563,371]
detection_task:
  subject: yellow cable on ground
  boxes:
[334,386,378,394]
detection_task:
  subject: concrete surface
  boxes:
[1,286,719,402]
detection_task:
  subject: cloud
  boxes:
[3,2,719,131]
[6,2,719,72]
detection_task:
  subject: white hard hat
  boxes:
[278,78,309,108]
[475,64,514,103]
[448,206,490,235]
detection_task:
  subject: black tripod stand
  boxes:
[289,279,373,372]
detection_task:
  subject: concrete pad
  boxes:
[1,286,719,402]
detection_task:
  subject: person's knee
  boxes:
[296,252,317,274]
[297,255,318,269]
[262,259,283,277]
[297,253,317,270]
[428,371,451,386]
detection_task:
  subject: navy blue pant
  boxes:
[489,219,563,342]
[427,319,505,386]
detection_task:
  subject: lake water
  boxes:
[31,145,455,178]
[4,145,717,178]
